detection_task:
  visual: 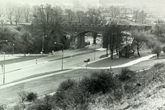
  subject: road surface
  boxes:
[0,48,106,84]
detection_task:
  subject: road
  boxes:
[0,47,106,84]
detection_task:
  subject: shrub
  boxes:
[57,79,77,92]
[152,45,161,58]
[0,105,5,110]
[118,67,136,82]
[27,97,52,110]
[79,70,116,94]
[154,63,165,71]
[13,104,25,110]
[54,71,117,110]
[162,46,165,54]
[26,92,38,102]
[54,84,91,110]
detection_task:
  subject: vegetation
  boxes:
[4,63,165,109]
[0,3,156,54]
[131,30,151,57]
[118,67,136,82]
[103,20,122,59]
[152,20,165,43]
[162,46,165,54]
[152,45,161,58]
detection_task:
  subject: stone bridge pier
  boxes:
[72,31,98,48]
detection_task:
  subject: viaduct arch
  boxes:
[62,24,152,48]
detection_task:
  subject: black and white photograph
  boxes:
[0,0,165,109]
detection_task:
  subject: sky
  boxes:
[0,0,165,19]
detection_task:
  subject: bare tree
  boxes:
[13,5,22,25]
[0,6,4,27]
[76,10,85,24]
[133,10,147,24]
[32,4,65,52]
[65,9,75,24]
[86,8,102,25]
[22,4,31,23]
[6,3,14,25]
[103,21,122,59]
[0,6,3,17]
[109,6,120,18]
[131,30,149,57]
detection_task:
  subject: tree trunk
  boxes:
[106,47,108,57]
[116,48,119,56]
[110,49,113,59]
[10,20,12,25]
[93,32,97,44]
[157,53,159,59]
[137,47,140,57]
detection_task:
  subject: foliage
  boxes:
[54,70,117,109]
[103,20,122,59]
[154,63,165,70]
[79,70,116,94]
[152,45,161,58]
[18,91,38,103]
[57,79,77,92]
[146,36,159,50]
[13,104,25,110]
[8,65,165,109]
[152,20,165,43]
[132,10,147,24]
[85,8,103,25]
[131,30,150,57]
[54,80,91,110]
[31,4,69,53]
[118,67,136,82]
[0,105,5,110]
[27,96,52,110]
[76,10,85,24]
[162,46,165,53]
[26,92,38,102]
[65,9,76,24]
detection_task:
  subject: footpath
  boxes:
[85,54,156,69]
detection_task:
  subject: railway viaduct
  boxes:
[62,23,152,48]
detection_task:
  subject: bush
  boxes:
[55,78,90,110]
[0,105,5,110]
[152,45,161,58]
[79,70,116,94]
[54,83,91,110]
[27,96,52,110]
[57,79,77,92]
[54,71,117,109]
[154,63,165,70]
[118,67,136,82]
[26,92,38,102]
[162,46,165,54]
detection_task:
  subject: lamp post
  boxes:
[94,38,101,61]
[54,42,64,70]
[12,44,14,56]
[0,51,5,84]
[94,44,96,60]
[0,40,8,84]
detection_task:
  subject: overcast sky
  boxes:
[1,0,165,19]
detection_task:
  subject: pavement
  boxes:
[86,54,157,69]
